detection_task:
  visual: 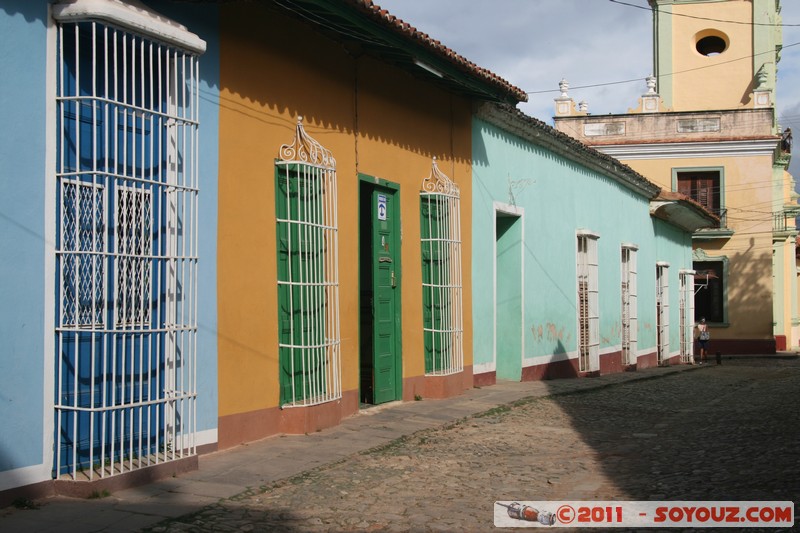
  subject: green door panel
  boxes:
[372,189,399,404]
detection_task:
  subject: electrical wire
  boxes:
[527,41,800,95]
[608,0,800,27]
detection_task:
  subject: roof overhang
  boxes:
[263,0,527,104]
[650,192,719,232]
[476,103,662,199]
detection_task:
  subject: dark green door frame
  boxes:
[358,174,402,404]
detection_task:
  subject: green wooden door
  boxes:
[371,189,400,404]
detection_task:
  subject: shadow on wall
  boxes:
[36,3,482,197]
[215,1,469,163]
[0,1,222,93]
[1,1,43,23]
[550,339,579,379]
[522,339,579,381]
[698,237,774,351]
[472,124,490,167]
[725,238,774,334]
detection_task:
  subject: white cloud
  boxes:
[375,0,800,131]
[375,0,800,195]
[375,0,653,120]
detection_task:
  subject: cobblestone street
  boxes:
[144,358,799,532]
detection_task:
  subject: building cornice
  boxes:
[595,139,779,160]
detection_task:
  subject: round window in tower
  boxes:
[695,30,729,56]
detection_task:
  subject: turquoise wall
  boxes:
[472,117,695,371]
[0,0,219,488]
[652,218,695,355]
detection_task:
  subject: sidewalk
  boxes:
[0,357,791,533]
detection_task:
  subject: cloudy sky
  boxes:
[376,0,800,174]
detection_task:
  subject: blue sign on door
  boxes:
[377,194,387,221]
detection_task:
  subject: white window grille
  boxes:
[275,117,341,407]
[61,180,105,327]
[420,158,464,376]
[115,187,152,327]
[53,3,202,481]
[621,244,638,365]
[577,231,600,372]
[679,270,696,364]
[656,262,670,364]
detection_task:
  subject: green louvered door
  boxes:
[359,180,401,405]
[421,197,447,373]
[371,188,399,404]
[276,164,325,405]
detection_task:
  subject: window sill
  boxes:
[693,228,734,240]
[772,229,799,239]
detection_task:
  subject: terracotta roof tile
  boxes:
[350,0,528,102]
[654,190,720,224]
[184,0,527,102]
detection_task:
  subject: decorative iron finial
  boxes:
[279,116,336,169]
[421,157,459,196]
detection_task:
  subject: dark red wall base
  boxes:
[702,338,776,355]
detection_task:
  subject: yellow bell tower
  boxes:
[650,0,781,113]
[554,0,797,354]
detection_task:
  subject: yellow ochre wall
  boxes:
[796,250,800,345]
[775,167,798,348]
[776,236,794,344]
[625,154,775,340]
[216,3,473,448]
[668,1,754,112]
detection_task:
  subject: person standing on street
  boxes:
[696,317,710,364]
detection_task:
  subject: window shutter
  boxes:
[275,119,341,407]
[420,159,463,376]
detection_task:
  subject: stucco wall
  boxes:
[0,0,50,486]
[626,155,776,340]
[216,3,473,424]
[151,0,221,449]
[652,218,696,355]
[0,0,221,490]
[472,117,696,377]
[657,0,756,111]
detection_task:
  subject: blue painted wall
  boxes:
[0,0,219,489]
[0,0,50,479]
[151,0,220,450]
[472,117,695,371]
